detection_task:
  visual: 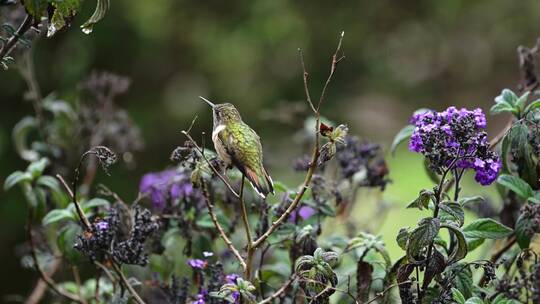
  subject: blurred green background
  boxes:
[1,0,540,298]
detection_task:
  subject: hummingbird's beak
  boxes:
[198,96,215,108]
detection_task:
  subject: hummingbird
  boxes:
[199,96,274,198]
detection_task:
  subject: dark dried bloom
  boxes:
[336,136,390,189]
[74,210,119,262]
[293,154,312,172]
[161,276,190,304]
[90,146,117,173]
[409,107,500,185]
[113,206,160,266]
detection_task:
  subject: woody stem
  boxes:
[239,175,254,278]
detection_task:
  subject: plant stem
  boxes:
[201,180,247,271]
[0,14,33,61]
[111,262,146,304]
[239,175,253,245]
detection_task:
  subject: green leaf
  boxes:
[406,217,440,262]
[497,174,534,199]
[465,237,485,252]
[515,212,534,249]
[48,0,82,37]
[396,227,409,250]
[458,196,484,207]
[452,288,465,304]
[4,171,32,190]
[524,98,540,115]
[464,297,484,304]
[42,209,75,225]
[82,198,110,213]
[272,181,289,193]
[81,0,110,34]
[441,223,468,262]
[27,158,49,178]
[406,189,432,210]
[58,224,82,262]
[508,123,538,185]
[12,116,39,161]
[514,91,530,113]
[490,101,516,115]
[439,202,464,226]
[501,131,511,173]
[497,89,519,106]
[463,218,513,239]
[37,175,69,207]
[391,125,414,156]
[23,0,48,18]
[448,263,473,298]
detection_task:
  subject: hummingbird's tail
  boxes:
[244,166,274,199]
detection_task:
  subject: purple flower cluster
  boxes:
[409,107,500,185]
[187,259,207,269]
[139,169,202,210]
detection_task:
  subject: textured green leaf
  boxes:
[497,174,533,199]
[439,202,464,226]
[458,196,484,207]
[524,98,540,115]
[515,213,534,249]
[490,101,516,115]
[441,223,468,262]
[48,0,82,37]
[464,297,484,304]
[391,125,414,156]
[406,189,432,210]
[452,288,465,304]
[406,217,440,262]
[396,227,409,250]
[463,218,513,239]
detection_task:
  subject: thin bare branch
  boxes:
[259,274,297,304]
[111,262,146,304]
[298,48,316,114]
[201,180,247,271]
[27,212,84,304]
[253,31,345,250]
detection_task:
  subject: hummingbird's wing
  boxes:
[217,123,274,198]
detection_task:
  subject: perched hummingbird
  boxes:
[199,96,274,198]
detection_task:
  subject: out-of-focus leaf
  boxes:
[524,98,540,115]
[12,116,39,161]
[391,125,414,156]
[22,0,48,18]
[4,171,32,190]
[497,174,534,199]
[58,223,82,262]
[463,218,513,239]
[82,198,110,213]
[27,158,49,178]
[464,297,484,304]
[43,209,75,225]
[458,196,484,207]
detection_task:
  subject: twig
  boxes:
[239,175,252,245]
[298,48,316,114]
[25,258,61,304]
[201,180,247,271]
[259,275,297,304]
[0,14,33,62]
[181,131,240,197]
[72,266,87,304]
[365,280,412,304]
[111,262,146,304]
[26,211,84,304]
[252,31,345,250]
[56,174,92,229]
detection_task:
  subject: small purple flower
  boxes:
[289,206,316,222]
[187,259,207,269]
[226,273,240,284]
[192,292,207,304]
[95,221,109,231]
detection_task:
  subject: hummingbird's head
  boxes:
[199,97,242,125]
